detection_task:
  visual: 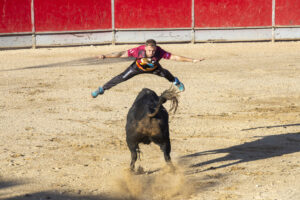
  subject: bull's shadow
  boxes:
[0,57,134,72]
[4,191,125,200]
[181,131,300,172]
[0,178,125,200]
[0,179,23,191]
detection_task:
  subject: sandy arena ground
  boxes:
[1,42,300,200]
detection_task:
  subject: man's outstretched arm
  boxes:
[169,54,205,63]
[98,50,128,59]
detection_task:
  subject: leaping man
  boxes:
[92,39,204,98]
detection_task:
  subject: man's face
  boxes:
[145,45,156,57]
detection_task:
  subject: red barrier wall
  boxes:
[276,0,300,26]
[1,0,300,40]
[114,0,191,29]
[0,0,32,33]
[34,0,111,32]
[194,0,272,27]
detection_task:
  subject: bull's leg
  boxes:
[128,143,138,171]
[160,140,176,172]
[160,140,171,163]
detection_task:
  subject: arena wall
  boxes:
[1,0,300,48]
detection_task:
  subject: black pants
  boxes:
[102,62,176,91]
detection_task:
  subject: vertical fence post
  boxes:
[111,0,115,45]
[31,0,36,48]
[272,0,276,42]
[191,0,195,44]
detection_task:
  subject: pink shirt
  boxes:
[127,45,171,64]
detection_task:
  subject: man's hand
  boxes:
[192,58,205,63]
[98,55,106,59]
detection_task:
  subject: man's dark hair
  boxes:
[145,39,157,47]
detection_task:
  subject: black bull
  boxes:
[125,88,179,171]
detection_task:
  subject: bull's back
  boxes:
[127,88,159,121]
[126,88,169,138]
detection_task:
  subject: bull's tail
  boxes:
[148,86,179,117]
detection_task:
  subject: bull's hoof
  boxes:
[162,163,176,174]
[129,166,147,175]
[136,166,145,175]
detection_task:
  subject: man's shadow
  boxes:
[0,57,134,72]
[181,129,300,172]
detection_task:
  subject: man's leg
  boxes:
[92,63,141,98]
[152,65,185,91]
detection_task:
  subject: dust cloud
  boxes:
[110,164,195,200]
